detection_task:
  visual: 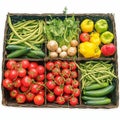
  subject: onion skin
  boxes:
[67,47,77,56]
[47,40,58,51]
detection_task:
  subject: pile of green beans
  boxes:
[77,61,117,89]
[7,15,45,50]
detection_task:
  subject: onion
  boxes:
[67,47,77,56]
[61,45,68,51]
[49,52,58,58]
[47,40,58,51]
[56,47,62,53]
[70,40,79,47]
[59,51,67,58]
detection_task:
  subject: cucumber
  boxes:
[84,98,111,105]
[7,48,30,58]
[82,96,107,101]
[83,85,114,97]
[6,44,27,50]
[84,82,109,90]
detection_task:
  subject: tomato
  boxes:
[70,71,78,79]
[36,74,45,82]
[63,94,70,102]
[18,68,26,78]
[28,68,38,78]
[37,65,45,75]
[62,69,71,78]
[4,70,10,78]
[54,76,64,85]
[69,97,78,106]
[52,67,61,76]
[61,61,69,69]
[79,32,90,42]
[20,85,29,92]
[46,62,54,71]
[26,92,35,102]
[13,78,21,88]
[10,89,18,98]
[21,76,32,87]
[54,86,63,96]
[9,70,18,80]
[37,81,44,90]
[64,85,73,94]
[21,60,30,69]
[31,84,40,94]
[16,94,26,104]
[72,80,79,88]
[46,72,54,81]
[16,62,21,69]
[34,95,44,105]
[65,78,73,85]
[69,62,77,71]
[56,96,65,105]
[54,60,62,68]
[72,88,80,97]
[46,81,56,90]
[28,62,38,69]
[38,90,45,96]
[6,60,17,70]
[2,78,13,90]
[46,93,55,102]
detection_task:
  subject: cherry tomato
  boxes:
[21,76,32,87]
[16,94,26,104]
[54,86,63,96]
[70,71,78,79]
[26,92,35,102]
[37,65,45,75]
[2,78,13,90]
[36,74,45,82]
[65,78,73,85]
[18,68,26,78]
[72,80,79,88]
[13,78,21,88]
[72,88,80,97]
[54,60,62,68]
[46,81,56,90]
[20,85,29,92]
[62,69,71,78]
[28,68,38,78]
[56,96,65,105]
[46,93,55,102]
[10,89,18,98]
[63,94,70,102]
[28,62,38,69]
[64,85,73,94]
[31,84,40,94]
[69,62,77,71]
[6,60,17,70]
[61,61,69,69]
[52,67,61,76]
[38,90,45,96]
[54,76,64,85]
[46,72,54,81]
[46,62,54,71]
[4,70,10,78]
[69,97,78,106]
[21,60,30,69]
[37,82,44,90]
[34,95,44,106]
[79,32,90,42]
[9,70,18,80]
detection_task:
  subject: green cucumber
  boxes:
[83,85,114,97]
[84,82,109,90]
[7,48,30,58]
[84,98,111,105]
[6,44,27,50]
[82,96,107,101]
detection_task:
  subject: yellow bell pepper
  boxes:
[78,42,101,58]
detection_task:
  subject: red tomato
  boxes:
[4,70,10,78]
[21,60,30,69]
[31,84,40,94]
[79,32,90,42]
[54,86,63,96]
[34,95,44,105]
[63,94,70,102]
[46,93,55,102]
[46,62,54,71]
[54,76,64,85]
[72,80,79,88]
[46,72,54,81]
[37,82,44,90]
[38,90,45,96]
[61,61,69,69]
[28,68,38,78]
[65,78,73,85]
[52,67,61,76]
[69,62,77,71]
[54,60,62,68]
[10,89,18,98]
[9,70,18,80]
[20,85,29,92]
[2,78,13,90]
[37,65,45,75]
[56,96,65,105]
[36,74,45,82]
[26,92,35,102]
[72,88,80,97]
[70,71,78,79]
[16,94,26,104]
[69,97,78,106]
[6,60,17,70]
[46,81,56,90]
[28,62,38,69]
[13,78,21,88]
[18,68,26,78]
[21,76,32,87]
[64,85,73,94]
[62,69,71,78]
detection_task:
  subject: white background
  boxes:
[0,0,120,120]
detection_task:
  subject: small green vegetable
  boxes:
[82,96,107,101]
[6,44,27,50]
